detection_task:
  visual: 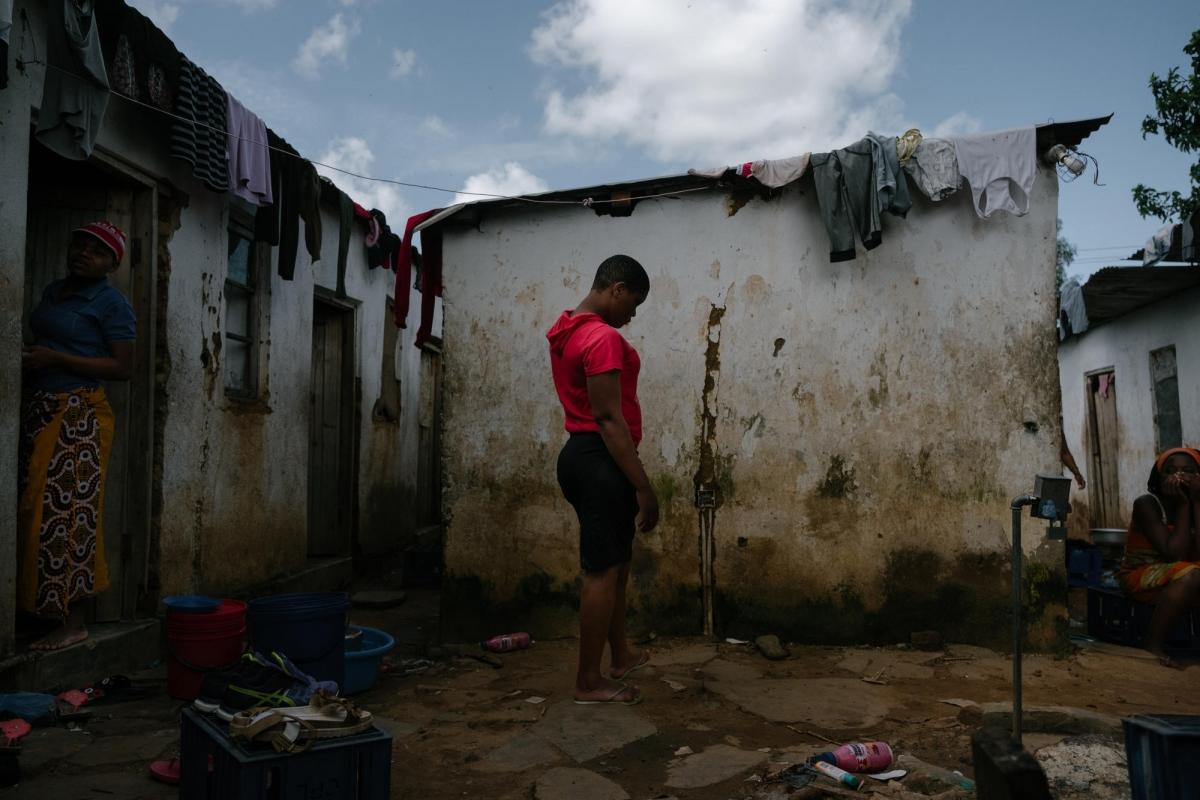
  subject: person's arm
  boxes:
[1133,491,1192,561]
[1182,473,1200,560]
[1060,433,1086,489]
[586,370,658,532]
[22,341,135,381]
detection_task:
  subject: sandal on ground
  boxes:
[148,758,180,785]
[0,720,31,748]
[610,650,650,680]
[573,683,641,706]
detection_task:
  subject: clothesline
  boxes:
[21,57,712,207]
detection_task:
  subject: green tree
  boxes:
[1056,217,1076,293]
[1132,29,1200,222]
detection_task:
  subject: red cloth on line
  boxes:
[414,226,442,349]
[394,209,442,329]
[352,202,370,219]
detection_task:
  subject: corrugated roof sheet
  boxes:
[1082,265,1200,327]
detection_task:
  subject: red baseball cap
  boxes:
[72,221,127,263]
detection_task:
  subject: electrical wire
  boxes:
[18,57,713,207]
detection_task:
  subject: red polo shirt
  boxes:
[547,310,642,446]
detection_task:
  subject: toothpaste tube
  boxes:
[812,760,863,790]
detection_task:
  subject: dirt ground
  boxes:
[5,589,1199,799]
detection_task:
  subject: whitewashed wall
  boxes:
[438,166,1066,645]
[1059,286,1200,533]
[0,0,425,628]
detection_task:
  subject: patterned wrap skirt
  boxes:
[17,388,114,618]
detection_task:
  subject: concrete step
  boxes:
[0,618,161,692]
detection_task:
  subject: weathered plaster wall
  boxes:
[0,1,39,654]
[2,0,421,605]
[1059,286,1200,536]
[440,166,1065,647]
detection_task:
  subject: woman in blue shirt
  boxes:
[18,221,136,651]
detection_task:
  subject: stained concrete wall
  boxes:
[1058,285,1200,536]
[1,0,424,627]
[439,166,1066,648]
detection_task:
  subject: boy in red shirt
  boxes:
[547,255,657,705]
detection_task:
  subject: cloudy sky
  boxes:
[131,0,1198,278]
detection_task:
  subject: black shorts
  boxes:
[557,433,638,573]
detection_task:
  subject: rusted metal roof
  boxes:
[435,115,1114,223]
[1034,114,1113,153]
[1082,265,1200,327]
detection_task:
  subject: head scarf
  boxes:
[1148,447,1200,494]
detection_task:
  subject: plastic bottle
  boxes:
[480,632,532,653]
[811,761,863,789]
[815,741,894,773]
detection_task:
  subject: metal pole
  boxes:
[1010,495,1037,744]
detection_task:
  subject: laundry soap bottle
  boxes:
[815,742,894,773]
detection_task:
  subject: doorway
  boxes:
[416,343,443,527]
[21,143,158,624]
[308,296,356,556]
[1086,370,1121,527]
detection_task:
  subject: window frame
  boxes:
[224,217,261,399]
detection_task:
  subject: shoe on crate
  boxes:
[193,657,272,715]
[267,651,340,697]
[214,655,308,722]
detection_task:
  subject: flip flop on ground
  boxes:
[574,683,641,706]
[610,650,650,680]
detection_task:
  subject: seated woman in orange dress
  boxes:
[1117,447,1200,666]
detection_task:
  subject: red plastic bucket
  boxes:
[166,599,246,700]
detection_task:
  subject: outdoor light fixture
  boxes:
[1009,474,1071,744]
[1045,143,1086,176]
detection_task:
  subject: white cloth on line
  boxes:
[688,154,811,188]
[952,128,1037,219]
[1058,279,1088,341]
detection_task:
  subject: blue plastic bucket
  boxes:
[343,626,396,696]
[248,592,349,688]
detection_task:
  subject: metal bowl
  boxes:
[1090,528,1127,546]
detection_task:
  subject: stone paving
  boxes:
[2,615,1197,798]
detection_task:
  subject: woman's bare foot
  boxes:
[30,623,89,652]
[610,648,649,680]
[1148,646,1184,669]
[574,678,641,704]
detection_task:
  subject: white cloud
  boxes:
[420,115,454,138]
[315,137,408,222]
[293,13,359,79]
[220,0,277,8]
[454,162,549,205]
[390,48,418,79]
[127,0,181,31]
[931,111,983,138]
[530,0,913,163]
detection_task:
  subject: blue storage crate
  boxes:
[1124,714,1200,800]
[1087,586,1200,653]
[180,708,391,800]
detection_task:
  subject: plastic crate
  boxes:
[1123,714,1200,800]
[180,708,391,800]
[1086,587,1200,652]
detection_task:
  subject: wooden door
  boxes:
[1086,371,1121,527]
[23,148,156,622]
[416,345,442,525]
[308,300,354,556]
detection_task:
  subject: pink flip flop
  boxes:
[148,758,179,785]
[0,720,30,747]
